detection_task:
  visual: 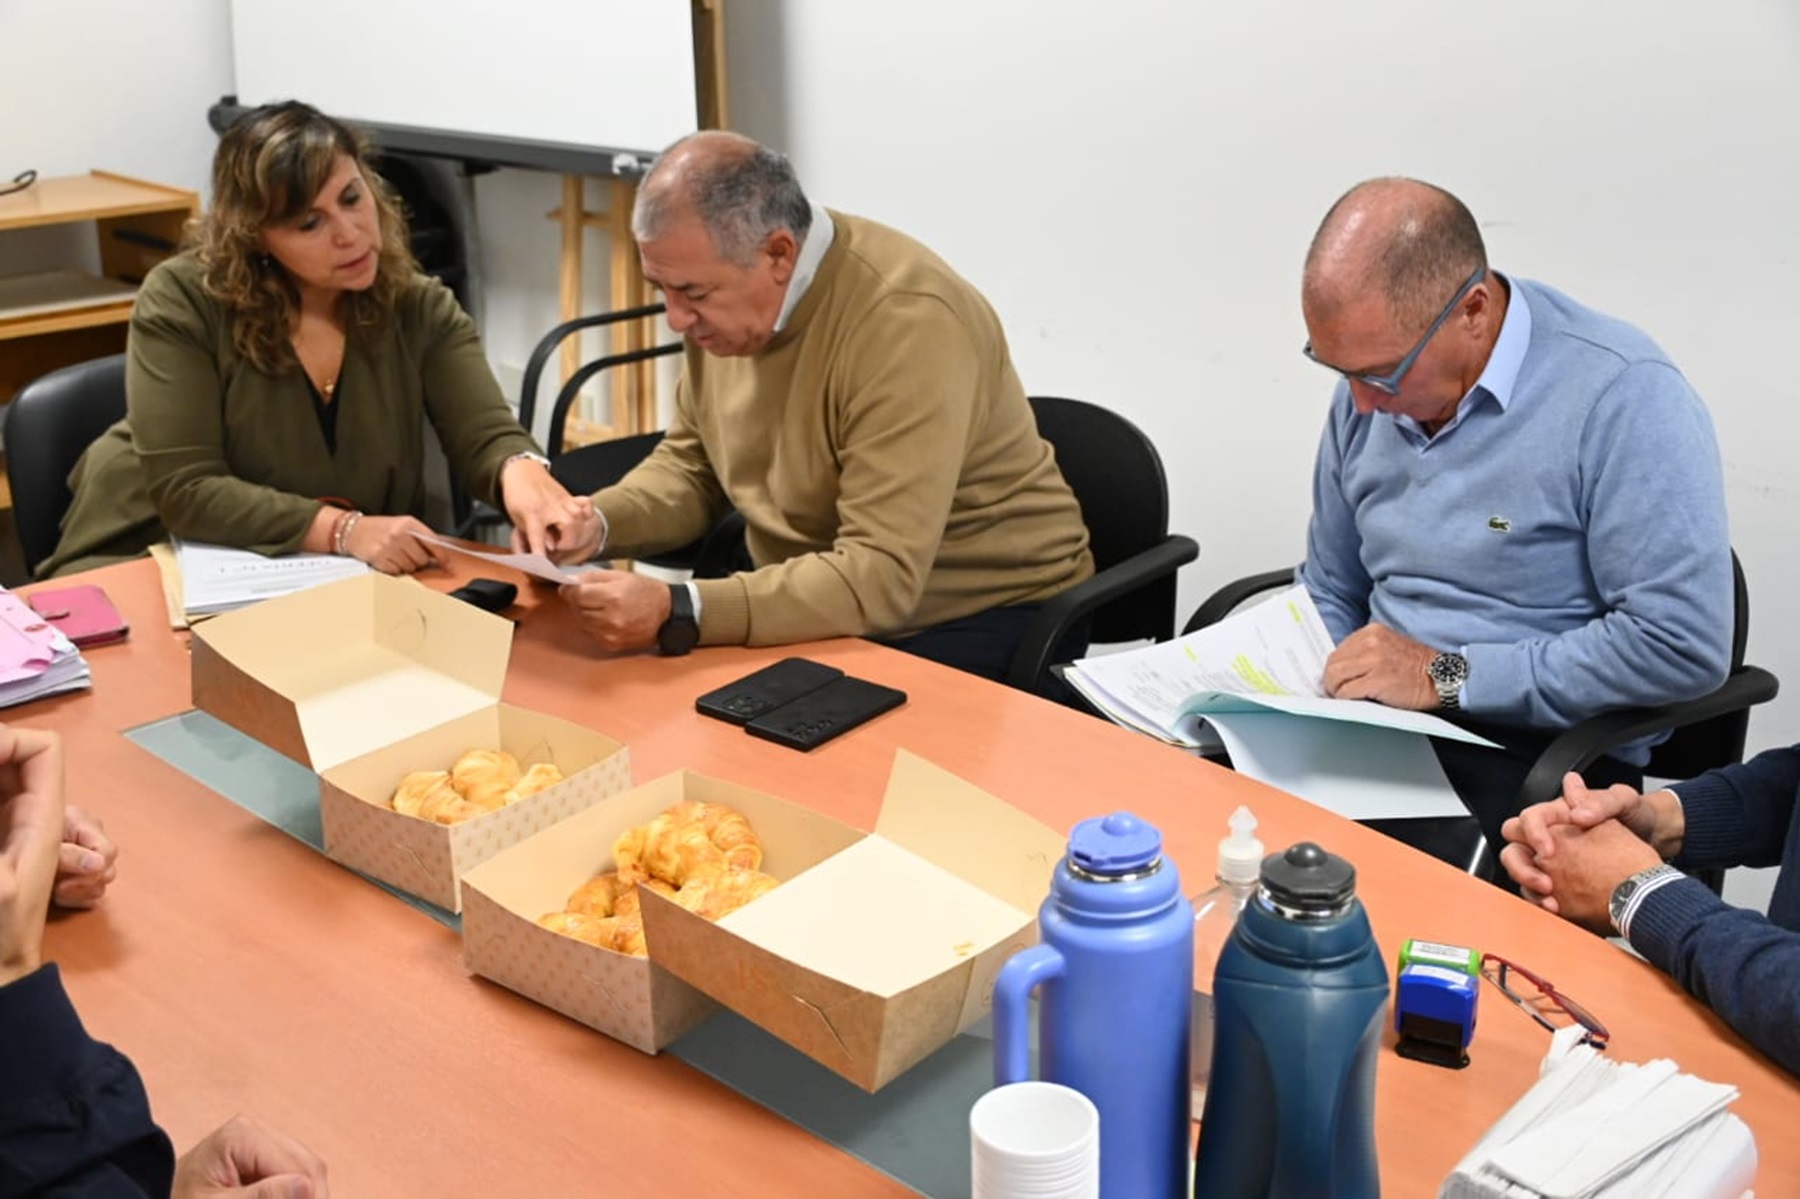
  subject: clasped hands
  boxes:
[1499,773,1682,934]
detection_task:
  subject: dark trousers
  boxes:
[882,605,1090,705]
[1375,720,1644,889]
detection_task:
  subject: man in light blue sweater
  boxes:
[1296,177,1732,868]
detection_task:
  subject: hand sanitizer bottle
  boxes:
[1189,805,1262,1119]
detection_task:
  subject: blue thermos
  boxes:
[992,811,1193,1199]
[1192,841,1388,1198]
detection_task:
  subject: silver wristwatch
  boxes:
[1426,651,1468,710]
[1608,863,1683,935]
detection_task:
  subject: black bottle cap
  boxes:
[1260,842,1356,912]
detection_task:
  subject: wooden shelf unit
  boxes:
[0,171,199,407]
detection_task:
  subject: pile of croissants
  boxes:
[389,749,564,825]
[537,799,781,956]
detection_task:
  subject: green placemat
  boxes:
[127,709,1027,1198]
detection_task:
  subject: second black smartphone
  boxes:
[744,675,907,751]
[447,577,519,613]
[695,657,845,725]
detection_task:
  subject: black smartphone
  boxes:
[744,675,907,751]
[447,577,518,613]
[695,657,846,725]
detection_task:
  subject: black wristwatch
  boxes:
[1426,651,1468,710]
[656,583,699,657]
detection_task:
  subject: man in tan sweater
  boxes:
[558,132,1094,684]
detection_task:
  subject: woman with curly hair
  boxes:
[40,100,602,578]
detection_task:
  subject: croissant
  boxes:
[420,784,486,825]
[566,871,625,917]
[391,770,450,817]
[610,878,673,922]
[611,915,648,957]
[684,867,781,920]
[612,824,651,884]
[536,910,618,949]
[699,803,764,871]
[450,749,520,810]
[506,762,564,805]
[643,815,726,886]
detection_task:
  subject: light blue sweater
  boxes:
[1299,276,1732,747]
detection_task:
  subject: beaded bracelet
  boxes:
[332,509,364,557]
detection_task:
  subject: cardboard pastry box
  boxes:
[458,770,841,1053]
[190,573,632,911]
[639,751,1065,1091]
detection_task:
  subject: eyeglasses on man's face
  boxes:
[1302,265,1486,396]
[1480,952,1610,1051]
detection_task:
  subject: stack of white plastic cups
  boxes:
[969,1081,1100,1199]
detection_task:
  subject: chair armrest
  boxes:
[517,303,666,435]
[1514,666,1781,808]
[690,510,748,579]
[1005,534,1199,690]
[1182,566,1298,634]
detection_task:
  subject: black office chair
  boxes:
[1185,554,1779,881]
[5,354,129,576]
[1005,396,1200,693]
[475,303,739,575]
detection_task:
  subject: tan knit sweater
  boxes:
[595,211,1094,645]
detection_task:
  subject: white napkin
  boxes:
[1439,1027,1758,1199]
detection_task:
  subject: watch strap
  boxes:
[1609,863,1684,938]
[1428,651,1468,710]
[657,582,699,656]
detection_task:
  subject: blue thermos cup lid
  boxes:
[1068,811,1162,876]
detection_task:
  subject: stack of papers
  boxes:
[1063,586,1493,821]
[0,589,90,706]
[1441,1026,1757,1198]
[173,539,371,618]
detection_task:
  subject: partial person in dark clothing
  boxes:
[0,723,330,1198]
[1502,748,1800,1076]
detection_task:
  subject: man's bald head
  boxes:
[1303,178,1486,332]
[633,131,812,264]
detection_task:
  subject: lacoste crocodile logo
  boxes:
[1488,516,1512,533]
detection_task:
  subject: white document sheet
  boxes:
[408,532,596,585]
[174,539,370,616]
[1067,585,1496,749]
[1203,712,1471,820]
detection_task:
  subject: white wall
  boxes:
[722,0,1800,907]
[0,1,631,435]
[6,1,1796,897]
[0,0,232,271]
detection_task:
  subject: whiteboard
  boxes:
[229,0,698,158]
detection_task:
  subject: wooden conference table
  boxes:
[17,557,1799,1197]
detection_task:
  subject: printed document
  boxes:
[408,532,596,585]
[1064,586,1492,820]
[175,540,370,617]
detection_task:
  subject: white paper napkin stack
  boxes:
[1440,1026,1758,1199]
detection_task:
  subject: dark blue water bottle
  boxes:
[1192,841,1387,1198]
[992,812,1193,1199]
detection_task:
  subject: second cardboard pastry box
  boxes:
[190,573,632,911]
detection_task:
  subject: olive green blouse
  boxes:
[40,253,538,577]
